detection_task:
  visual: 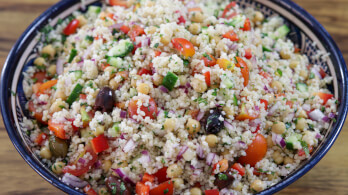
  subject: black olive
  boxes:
[106,176,132,195]
[214,172,234,190]
[95,87,116,113]
[49,136,68,158]
[205,109,224,134]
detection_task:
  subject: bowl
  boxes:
[1,0,347,194]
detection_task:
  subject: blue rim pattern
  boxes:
[1,0,347,194]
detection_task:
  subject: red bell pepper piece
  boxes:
[91,134,109,153]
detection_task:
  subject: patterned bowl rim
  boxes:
[1,0,347,194]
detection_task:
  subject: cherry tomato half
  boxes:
[171,38,195,59]
[238,134,267,167]
[128,97,158,120]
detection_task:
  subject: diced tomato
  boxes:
[242,18,251,31]
[38,79,57,94]
[212,159,229,175]
[313,92,334,105]
[35,132,47,145]
[63,145,98,176]
[298,145,313,157]
[259,71,272,83]
[136,182,150,195]
[63,19,79,35]
[120,25,130,34]
[142,173,155,183]
[83,184,98,195]
[205,189,220,195]
[286,100,293,108]
[153,167,169,183]
[238,134,267,167]
[275,93,285,99]
[223,30,239,42]
[253,124,261,134]
[100,63,110,70]
[236,103,259,121]
[109,0,128,7]
[193,182,201,188]
[188,7,202,12]
[244,48,252,59]
[79,94,87,100]
[149,181,174,195]
[177,15,186,24]
[91,134,109,153]
[48,119,67,139]
[217,58,234,71]
[154,50,162,57]
[202,53,217,67]
[128,97,158,120]
[319,67,327,78]
[128,25,145,42]
[171,38,195,59]
[253,169,261,176]
[186,109,199,119]
[260,99,268,111]
[294,47,301,53]
[132,42,142,54]
[32,72,49,83]
[204,71,211,87]
[28,101,47,125]
[221,2,236,18]
[235,57,249,87]
[138,68,152,76]
[231,163,245,176]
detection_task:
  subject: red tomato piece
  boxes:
[298,145,313,157]
[35,132,47,145]
[204,71,211,87]
[153,167,169,183]
[63,19,80,35]
[223,30,239,42]
[38,79,58,94]
[238,134,267,167]
[313,92,334,105]
[120,25,130,34]
[202,53,217,67]
[48,119,67,139]
[28,101,47,125]
[242,18,251,31]
[211,159,229,175]
[177,15,186,24]
[138,68,152,76]
[136,182,150,195]
[32,72,49,83]
[231,163,245,176]
[128,97,158,120]
[171,38,195,59]
[154,50,162,57]
[205,189,220,195]
[83,184,98,195]
[109,0,128,7]
[244,48,252,59]
[286,100,293,108]
[319,67,327,78]
[149,181,174,195]
[259,71,272,83]
[221,2,236,18]
[294,47,301,53]
[235,57,249,87]
[91,134,109,153]
[236,103,259,121]
[63,145,98,176]
[260,99,268,111]
[142,173,155,183]
[128,25,145,42]
[79,94,87,100]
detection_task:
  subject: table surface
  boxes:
[0,0,347,194]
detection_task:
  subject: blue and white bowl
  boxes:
[1,0,347,194]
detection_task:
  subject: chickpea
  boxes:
[289,60,299,69]
[153,74,164,86]
[94,125,105,136]
[191,12,204,23]
[221,149,230,156]
[272,122,286,134]
[253,11,264,23]
[264,94,275,104]
[297,109,308,119]
[189,23,201,35]
[179,75,188,86]
[104,66,117,78]
[164,118,176,131]
[183,148,195,161]
[191,78,207,93]
[296,118,307,131]
[160,36,171,45]
[102,160,112,173]
[186,118,201,135]
[137,83,150,94]
[267,172,278,181]
[167,164,183,178]
[51,161,66,174]
[223,106,234,119]
[34,57,45,66]
[234,182,243,191]
[109,78,120,90]
[284,156,294,165]
[191,36,200,47]
[172,178,184,189]
[47,65,57,76]
[50,99,67,113]
[280,49,291,59]
[98,187,109,195]
[40,146,52,159]
[131,75,140,88]
[250,179,264,192]
[42,45,56,58]
[299,70,308,79]
[265,121,273,130]
[190,187,202,195]
[270,81,283,93]
[205,134,218,148]
[272,150,284,164]
[266,135,274,147]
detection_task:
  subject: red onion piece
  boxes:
[110,22,124,30]
[237,141,246,148]
[94,160,102,168]
[112,168,135,185]
[328,112,336,119]
[159,85,169,93]
[196,145,205,159]
[123,139,136,153]
[120,133,126,139]
[309,109,325,121]
[322,116,330,123]
[302,104,311,111]
[249,119,261,127]
[193,169,202,176]
[196,110,205,121]
[78,158,86,165]
[138,150,151,163]
[120,110,127,118]
[272,133,285,148]
[177,145,189,160]
[62,173,88,188]
[254,106,260,111]
[315,133,322,139]
[56,58,64,75]
[206,153,216,165]
[268,102,281,116]
[224,120,234,130]
[141,37,151,47]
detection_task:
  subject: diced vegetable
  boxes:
[63,19,79,35]
[241,18,251,31]
[162,72,178,91]
[236,103,258,121]
[142,173,155,183]
[202,53,217,67]
[260,99,268,110]
[81,106,90,122]
[217,58,234,71]
[233,94,238,106]
[212,159,229,174]
[68,48,77,63]
[244,48,252,59]
[235,57,249,87]
[108,40,134,58]
[48,120,67,139]
[296,83,308,92]
[285,134,300,150]
[128,97,158,119]
[107,56,125,68]
[66,83,84,106]
[238,134,267,167]
[205,189,219,195]
[28,101,47,124]
[32,71,49,83]
[149,181,174,195]
[270,24,290,39]
[204,71,211,87]
[138,68,152,76]
[313,92,334,105]
[38,79,58,94]
[83,184,98,195]
[35,132,47,145]
[153,167,169,183]
[120,25,131,34]
[136,182,150,195]
[109,0,128,7]
[221,1,236,18]
[262,46,272,52]
[231,163,245,176]
[63,145,98,176]
[87,6,101,14]
[91,134,109,153]
[223,30,238,41]
[171,38,195,59]
[108,122,121,137]
[221,75,234,89]
[128,25,145,42]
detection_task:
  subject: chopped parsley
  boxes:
[218,173,228,180]
[85,35,94,42]
[163,189,169,194]
[203,53,212,61]
[183,59,189,67]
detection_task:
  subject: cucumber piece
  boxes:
[107,56,124,68]
[80,106,90,122]
[68,49,77,63]
[129,87,137,97]
[108,122,121,137]
[66,83,83,106]
[296,83,308,92]
[262,46,272,52]
[233,94,238,106]
[88,5,101,14]
[270,25,290,39]
[108,40,134,58]
[162,72,178,91]
[285,135,298,150]
[221,76,234,89]
[73,70,83,80]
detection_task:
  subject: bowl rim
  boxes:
[1,0,347,194]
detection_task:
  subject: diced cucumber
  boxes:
[108,122,121,137]
[66,83,83,106]
[233,94,238,106]
[270,25,290,39]
[87,5,101,14]
[107,56,124,68]
[285,135,298,150]
[262,46,272,52]
[68,48,77,63]
[81,129,93,138]
[221,76,234,89]
[162,72,178,91]
[224,15,244,27]
[73,70,83,80]
[80,106,90,122]
[296,83,308,92]
[108,40,134,58]
[129,87,137,97]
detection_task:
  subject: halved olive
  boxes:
[49,136,68,158]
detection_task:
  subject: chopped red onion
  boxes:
[94,160,102,168]
[237,141,246,148]
[177,145,189,160]
[249,119,261,127]
[315,133,322,139]
[123,139,136,153]
[196,145,205,159]
[206,153,216,165]
[56,58,64,75]
[185,82,191,88]
[328,112,336,119]
[196,110,205,121]
[251,56,257,67]
[62,173,88,188]
[138,150,151,163]
[78,158,86,165]
[120,110,127,118]
[224,120,234,130]
[322,116,330,123]
[159,85,169,93]
[254,106,260,111]
[309,109,325,121]
[110,22,124,30]
[272,133,285,148]
[141,37,151,47]
[186,1,197,8]
[268,102,281,116]
[112,168,135,185]
[120,133,126,139]
[302,104,311,111]
[193,169,202,176]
